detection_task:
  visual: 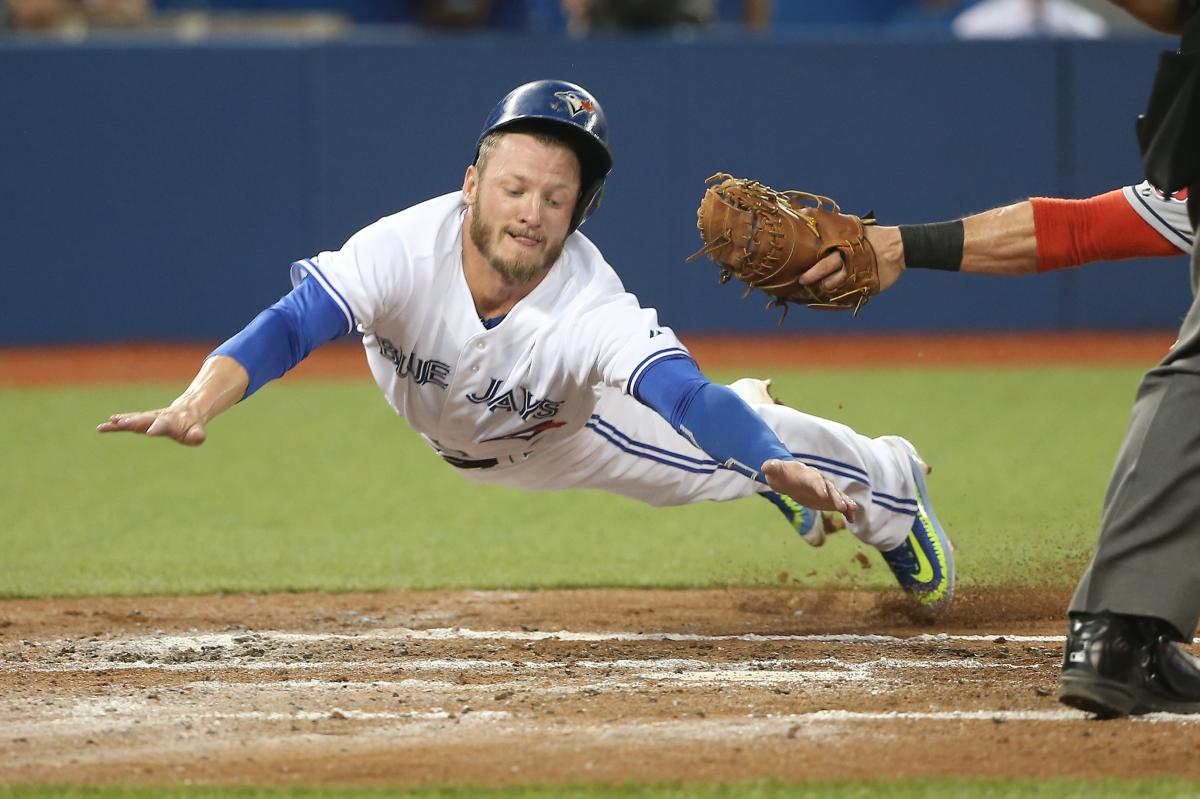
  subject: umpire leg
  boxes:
[1069,239,1200,638]
[1059,219,1200,716]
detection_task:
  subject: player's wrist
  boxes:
[166,394,212,426]
[898,220,964,271]
[172,362,245,424]
[867,226,906,286]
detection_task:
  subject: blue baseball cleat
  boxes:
[877,436,955,617]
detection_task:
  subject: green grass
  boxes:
[0,365,1143,598]
[3,780,1199,799]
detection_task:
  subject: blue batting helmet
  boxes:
[475,80,613,232]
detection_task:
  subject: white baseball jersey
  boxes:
[1123,181,1193,255]
[288,191,926,552]
[289,191,689,466]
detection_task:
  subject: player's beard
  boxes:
[468,200,566,285]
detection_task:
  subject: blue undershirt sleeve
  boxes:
[209,277,350,399]
[633,356,792,483]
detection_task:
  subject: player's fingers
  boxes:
[830,481,859,524]
[97,411,159,434]
[820,266,848,293]
[811,473,858,524]
[797,252,845,286]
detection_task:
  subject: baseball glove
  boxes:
[687,173,879,318]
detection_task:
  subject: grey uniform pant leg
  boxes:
[1070,237,1200,638]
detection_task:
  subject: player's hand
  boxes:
[798,226,904,296]
[97,357,247,446]
[97,406,208,446]
[762,459,859,524]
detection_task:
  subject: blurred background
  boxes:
[0,0,1188,345]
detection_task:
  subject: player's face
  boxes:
[464,133,581,284]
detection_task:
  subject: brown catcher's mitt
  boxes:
[687,173,879,318]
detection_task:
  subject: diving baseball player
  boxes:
[97,80,955,616]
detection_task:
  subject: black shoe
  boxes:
[1058,612,1200,718]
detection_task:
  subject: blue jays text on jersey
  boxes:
[377,337,451,389]
[466,378,563,420]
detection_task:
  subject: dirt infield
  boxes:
[2,588,1199,787]
[0,332,1177,386]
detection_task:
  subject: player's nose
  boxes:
[517,193,543,226]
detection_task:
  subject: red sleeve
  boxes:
[1032,190,1183,272]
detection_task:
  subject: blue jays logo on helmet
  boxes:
[475,80,613,232]
[553,90,594,117]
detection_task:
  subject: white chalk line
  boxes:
[9,654,1044,675]
[22,684,1200,729]
[291,628,1066,644]
[13,698,1200,739]
[6,627,1064,672]
[209,708,515,722]
[36,626,1066,655]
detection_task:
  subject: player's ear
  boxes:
[463,164,479,204]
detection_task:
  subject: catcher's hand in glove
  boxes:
[687,173,880,317]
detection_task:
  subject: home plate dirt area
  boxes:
[2,588,1199,787]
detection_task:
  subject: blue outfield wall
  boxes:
[0,33,1193,345]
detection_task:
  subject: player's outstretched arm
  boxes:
[799,187,1184,296]
[97,276,352,446]
[633,357,859,521]
[97,355,249,446]
[797,202,1037,296]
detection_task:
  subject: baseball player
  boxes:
[796,182,1191,293]
[97,80,955,616]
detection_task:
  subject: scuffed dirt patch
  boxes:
[1,588,1199,786]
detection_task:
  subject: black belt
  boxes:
[441,454,499,470]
